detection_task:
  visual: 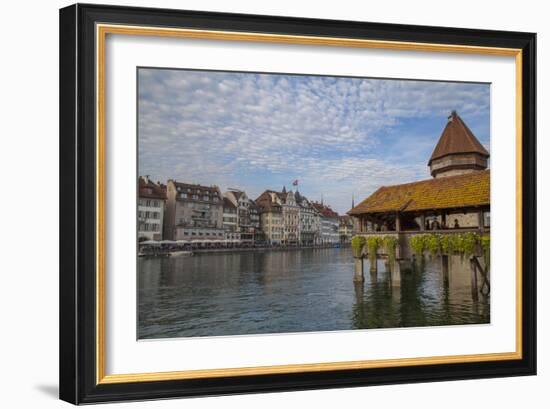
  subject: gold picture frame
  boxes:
[60,4,536,404]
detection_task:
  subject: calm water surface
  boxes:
[138,247,489,339]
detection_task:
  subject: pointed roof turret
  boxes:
[428,111,489,178]
[429,111,489,165]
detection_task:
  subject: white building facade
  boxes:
[138,177,166,241]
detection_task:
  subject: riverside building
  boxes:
[164,181,224,240]
[138,176,166,241]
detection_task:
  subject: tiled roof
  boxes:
[429,111,489,165]
[255,191,283,213]
[138,177,166,200]
[312,202,339,218]
[227,190,245,201]
[222,197,236,209]
[348,170,489,215]
[172,181,220,193]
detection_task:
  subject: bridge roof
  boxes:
[348,170,489,215]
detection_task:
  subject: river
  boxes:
[138,247,489,339]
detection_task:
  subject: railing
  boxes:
[356,227,489,235]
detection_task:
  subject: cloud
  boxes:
[138,68,490,213]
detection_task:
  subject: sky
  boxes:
[138,68,490,214]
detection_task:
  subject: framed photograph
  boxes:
[59,3,536,404]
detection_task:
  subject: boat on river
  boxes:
[170,250,194,257]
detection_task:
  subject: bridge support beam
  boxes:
[470,257,479,301]
[391,260,401,286]
[441,254,449,286]
[353,257,364,282]
[369,254,378,274]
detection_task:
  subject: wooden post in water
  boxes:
[354,257,364,282]
[391,259,401,286]
[441,254,449,286]
[469,257,479,301]
[369,253,378,274]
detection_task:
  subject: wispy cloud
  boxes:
[138,68,490,213]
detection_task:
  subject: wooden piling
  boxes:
[369,254,378,274]
[354,257,364,282]
[391,259,401,286]
[469,257,479,301]
[441,254,449,286]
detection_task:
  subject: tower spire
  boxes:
[428,111,489,178]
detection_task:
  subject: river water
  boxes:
[138,247,489,339]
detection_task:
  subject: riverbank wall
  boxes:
[191,244,348,255]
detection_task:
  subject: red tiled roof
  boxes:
[429,111,489,165]
[139,177,166,200]
[312,202,339,218]
[348,170,489,215]
[171,181,221,194]
[255,191,282,213]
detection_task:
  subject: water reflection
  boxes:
[138,248,489,339]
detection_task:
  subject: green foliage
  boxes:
[440,235,452,255]
[366,236,381,267]
[410,234,427,257]
[435,232,484,259]
[425,234,441,256]
[461,232,478,258]
[351,235,366,258]
[449,234,462,255]
[406,230,489,271]
[352,235,399,269]
[480,234,490,268]
[383,236,399,266]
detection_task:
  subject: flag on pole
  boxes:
[292,179,299,186]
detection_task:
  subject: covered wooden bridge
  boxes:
[349,169,490,239]
[347,112,491,299]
